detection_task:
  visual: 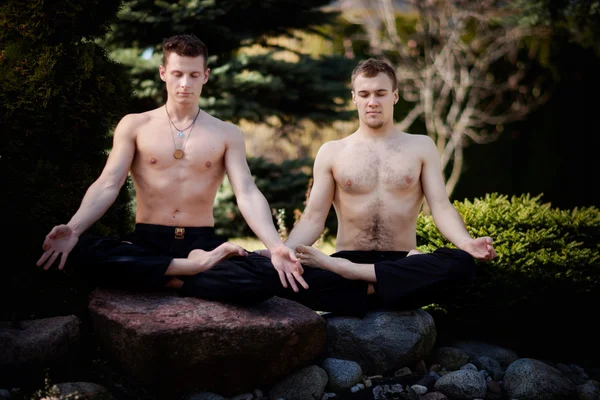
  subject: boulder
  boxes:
[88,289,325,397]
[323,309,436,375]
[0,315,80,381]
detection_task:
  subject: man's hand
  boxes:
[269,245,309,292]
[461,236,497,261]
[36,225,79,270]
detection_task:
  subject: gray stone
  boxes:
[322,358,363,392]
[576,380,600,400]
[184,392,226,400]
[411,384,428,395]
[459,363,477,372]
[473,356,503,381]
[421,393,448,400]
[503,358,576,400]
[0,315,80,370]
[432,347,470,371]
[268,365,328,400]
[324,309,436,375]
[54,382,116,400]
[451,341,518,368]
[434,369,486,399]
[416,374,438,391]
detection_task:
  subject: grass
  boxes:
[229,236,337,255]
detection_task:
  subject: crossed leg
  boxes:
[165,242,248,288]
[295,245,423,283]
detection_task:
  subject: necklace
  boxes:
[165,105,200,137]
[165,105,201,159]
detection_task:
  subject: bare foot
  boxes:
[165,277,184,289]
[188,242,248,272]
[407,249,424,257]
[296,245,355,278]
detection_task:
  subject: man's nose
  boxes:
[367,96,378,106]
[180,76,190,87]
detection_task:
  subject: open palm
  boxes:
[36,225,79,270]
[270,245,308,292]
[462,236,497,261]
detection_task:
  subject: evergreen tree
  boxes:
[101,0,356,134]
[0,0,134,321]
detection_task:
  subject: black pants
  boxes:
[329,249,476,312]
[72,224,475,317]
[71,224,368,313]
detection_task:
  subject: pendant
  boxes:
[173,149,184,159]
[177,131,184,138]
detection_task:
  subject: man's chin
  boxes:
[365,121,384,129]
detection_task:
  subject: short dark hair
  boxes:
[351,58,397,91]
[161,34,208,67]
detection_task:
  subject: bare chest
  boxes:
[134,129,226,172]
[333,145,420,192]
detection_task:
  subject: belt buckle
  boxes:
[174,227,185,240]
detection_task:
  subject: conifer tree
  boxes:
[102,0,356,134]
[0,0,134,321]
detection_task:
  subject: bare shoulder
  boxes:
[404,132,434,146]
[114,110,156,138]
[200,112,243,142]
[314,139,345,165]
[403,132,437,156]
[317,138,345,157]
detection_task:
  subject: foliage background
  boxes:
[418,193,600,364]
[0,0,134,322]
[1,0,599,371]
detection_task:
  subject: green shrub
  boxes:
[418,193,600,363]
[1,0,134,321]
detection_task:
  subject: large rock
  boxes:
[88,289,326,397]
[53,382,117,400]
[0,315,80,376]
[324,309,436,374]
[451,340,519,368]
[503,358,577,399]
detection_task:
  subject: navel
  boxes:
[150,158,157,164]
[172,209,180,218]
[205,161,212,168]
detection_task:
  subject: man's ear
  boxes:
[351,91,356,104]
[393,89,399,104]
[203,68,210,84]
[159,65,166,82]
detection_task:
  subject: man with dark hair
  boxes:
[265,58,497,311]
[161,33,209,66]
[37,33,311,303]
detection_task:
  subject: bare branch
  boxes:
[445,143,464,196]
[342,0,551,196]
[397,104,423,131]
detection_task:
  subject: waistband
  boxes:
[331,250,409,264]
[135,223,215,235]
[332,250,409,257]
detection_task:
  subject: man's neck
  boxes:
[355,121,397,140]
[165,101,201,121]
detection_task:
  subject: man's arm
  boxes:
[420,136,496,261]
[37,114,138,270]
[284,142,337,249]
[223,125,307,291]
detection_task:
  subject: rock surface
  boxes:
[88,289,326,397]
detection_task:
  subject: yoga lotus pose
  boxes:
[37,33,311,304]
[38,36,495,316]
[263,58,496,312]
